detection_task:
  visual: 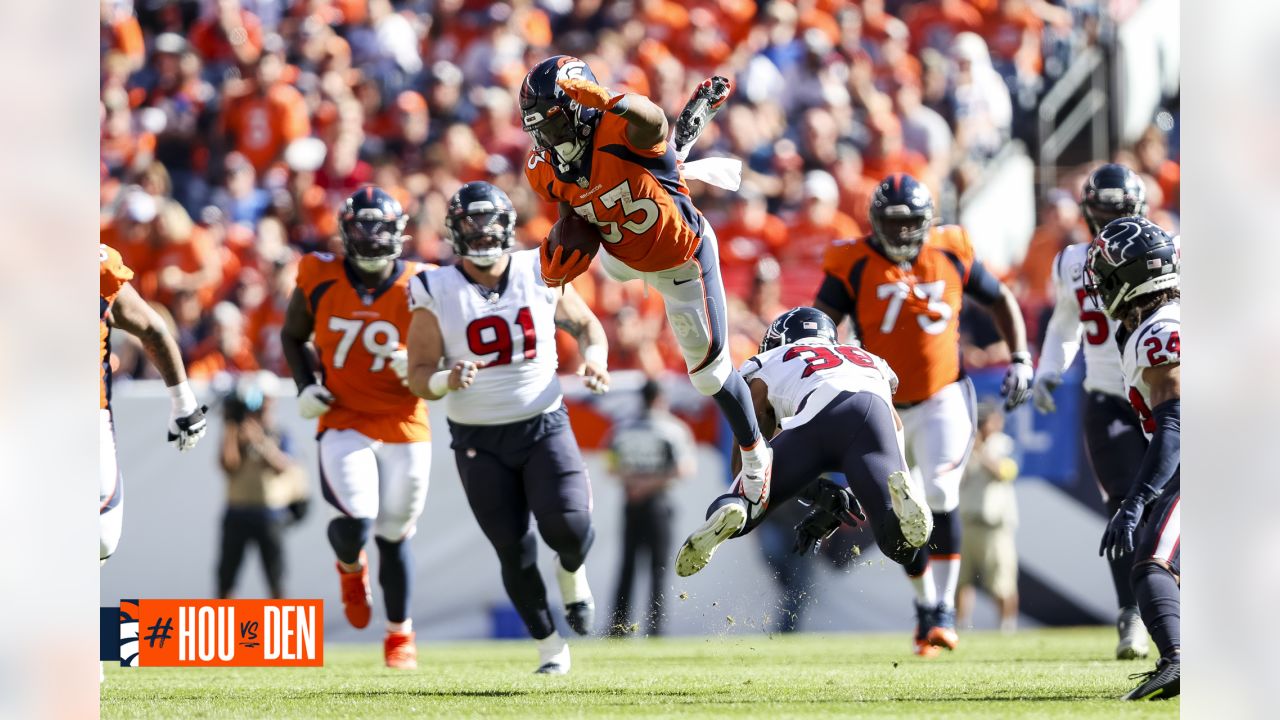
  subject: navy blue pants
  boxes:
[450,406,595,640]
[1084,391,1149,608]
[711,390,919,566]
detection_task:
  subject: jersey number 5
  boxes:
[1074,288,1109,345]
[572,180,659,244]
[466,307,537,367]
[783,344,876,378]
[328,317,400,371]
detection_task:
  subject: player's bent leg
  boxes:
[100,409,124,564]
[328,518,373,629]
[371,440,430,665]
[525,417,597,635]
[319,429,383,629]
[675,496,747,578]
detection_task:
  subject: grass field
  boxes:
[101,626,1178,719]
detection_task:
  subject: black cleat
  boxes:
[1122,655,1180,700]
[564,600,595,636]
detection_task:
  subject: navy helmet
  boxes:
[445,182,517,267]
[1080,163,1148,236]
[519,55,602,171]
[338,186,407,273]
[1085,217,1178,318]
[760,307,838,353]
[869,173,934,263]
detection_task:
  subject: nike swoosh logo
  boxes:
[672,275,703,286]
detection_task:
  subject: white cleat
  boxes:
[675,502,747,577]
[887,471,932,548]
[535,632,570,675]
[1116,606,1151,660]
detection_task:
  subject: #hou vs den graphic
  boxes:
[103,599,324,667]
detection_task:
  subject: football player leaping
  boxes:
[1086,218,1181,701]
[280,187,432,669]
[675,307,932,580]
[100,244,208,565]
[406,182,609,675]
[518,57,773,520]
[814,174,1032,657]
[1032,163,1153,660]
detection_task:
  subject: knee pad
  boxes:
[689,351,733,396]
[327,517,372,564]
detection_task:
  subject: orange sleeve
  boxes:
[608,111,665,159]
[114,17,145,63]
[100,244,135,303]
[278,88,311,143]
[821,239,860,291]
[524,153,559,203]
[294,253,324,298]
[931,225,977,277]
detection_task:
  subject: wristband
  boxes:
[428,370,452,397]
[1010,351,1032,365]
[583,345,608,369]
[168,381,199,415]
[607,94,630,116]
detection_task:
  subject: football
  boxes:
[544,213,603,265]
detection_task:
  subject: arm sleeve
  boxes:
[1037,254,1084,377]
[1130,398,1180,501]
[962,259,1003,306]
[816,274,855,317]
[407,271,436,313]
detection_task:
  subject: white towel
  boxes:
[680,157,743,192]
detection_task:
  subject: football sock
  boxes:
[498,531,556,640]
[711,371,762,448]
[387,619,412,634]
[928,511,961,607]
[328,517,372,566]
[1132,562,1181,659]
[907,561,938,606]
[375,536,412,624]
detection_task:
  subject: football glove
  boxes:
[1032,370,1062,414]
[556,77,625,112]
[1002,353,1034,410]
[297,383,335,419]
[167,405,208,452]
[1100,495,1146,561]
[388,348,409,386]
[540,244,591,288]
[792,479,866,556]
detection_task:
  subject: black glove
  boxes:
[792,479,866,556]
[1099,496,1146,561]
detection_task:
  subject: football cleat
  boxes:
[337,551,372,629]
[1116,606,1151,660]
[555,556,595,636]
[535,633,571,675]
[1122,655,1180,700]
[673,75,732,162]
[383,630,417,669]
[887,471,933,548]
[928,603,960,651]
[675,502,747,577]
[913,602,941,658]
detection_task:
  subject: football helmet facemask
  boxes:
[445,181,517,267]
[869,174,934,264]
[1080,163,1148,236]
[1084,217,1179,318]
[520,55,602,172]
[339,186,407,273]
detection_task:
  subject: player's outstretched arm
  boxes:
[1033,270,1085,413]
[987,281,1033,410]
[406,307,477,400]
[556,77,668,149]
[109,282,207,450]
[554,283,610,394]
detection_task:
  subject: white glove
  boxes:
[166,382,207,452]
[1001,354,1034,411]
[298,383,334,419]
[388,348,409,386]
[1032,370,1062,414]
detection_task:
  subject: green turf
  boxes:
[101,626,1178,719]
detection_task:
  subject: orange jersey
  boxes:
[525,112,702,273]
[295,253,432,443]
[100,244,134,409]
[818,226,999,405]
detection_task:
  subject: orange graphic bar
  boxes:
[134,599,324,667]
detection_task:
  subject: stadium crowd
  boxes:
[100,0,1179,382]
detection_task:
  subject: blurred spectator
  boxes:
[605,380,695,638]
[727,257,787,366]
[716,184,787,270]
[1134,124,1180,213]
[956,403,1020,633]
[219,50,310,174]
[211,152,272,228]
[950,33,1012,191]
[216,373,308,599]
[188,301,260,379]
[189,0,264,73]
[780,170,860,267]
[1017,189,1090,317]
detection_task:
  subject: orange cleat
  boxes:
[384,631,417,669]
[914,637,941,658]
[928,625,960,651]
[337,551,372,629]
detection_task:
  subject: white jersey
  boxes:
[1120,302,1180,440]
[407,250,562,425]
[741,342,898,431]
[1039,242,1125,396]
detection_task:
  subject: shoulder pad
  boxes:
[822,236,869,276]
